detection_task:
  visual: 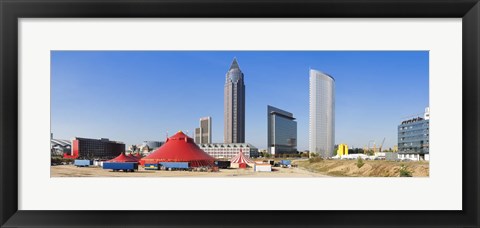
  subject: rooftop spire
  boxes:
[229,57,240,70]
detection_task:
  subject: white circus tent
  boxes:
[230,150,254,168]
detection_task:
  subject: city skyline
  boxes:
[51,51,429,150]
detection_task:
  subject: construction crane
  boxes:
[379,137,386,152]
[365,140,375,154]
[368,140,375,151]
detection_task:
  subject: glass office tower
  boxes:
[309,69,335,158]
[224,58,246,143]
[398,117,429,154]
[267,105,297,156]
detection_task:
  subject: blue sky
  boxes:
[51,51,429,150]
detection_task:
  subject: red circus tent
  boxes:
[140,131,215,167]
[134,153,143,160]
[230,150,254,168]
[107,152,139,163]
[127,153,139,161]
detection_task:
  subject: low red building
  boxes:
[64,137,124,160]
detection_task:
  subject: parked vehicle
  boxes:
[279,160,292,168]
[214,161,231,169]
[159,162,189,170]
[103,162,138,172]
[74,159,92,167]
[144,163,160,170]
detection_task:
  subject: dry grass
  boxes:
[295,159,429,177]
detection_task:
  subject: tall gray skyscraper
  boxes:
[224,58,245,143]
[309,69,335,158]
[267,105,297,156]
[194,117,212,144]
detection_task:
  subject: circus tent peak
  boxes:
[107,152,139,163]
[230,150,254,164]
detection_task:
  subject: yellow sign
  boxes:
[337,144,348,156]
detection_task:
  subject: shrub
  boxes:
[356,157,365,168]
[399,165,412,177]
[309,157,323,163]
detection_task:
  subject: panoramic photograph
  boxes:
[50,51,429,177]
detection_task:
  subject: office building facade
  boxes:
[397,107,430,161]
[267,105,297,156]
[64,137,125,159]
[195,117,212,144]
[224,58,246,143]
[309,69,335,158]
[198,143,259,159]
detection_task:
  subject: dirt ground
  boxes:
[295,159,429,177]
[51,159,429,177]
[50,164,329,177]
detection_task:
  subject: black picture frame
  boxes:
[1,0,479,227]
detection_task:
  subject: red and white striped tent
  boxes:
[230,150,254,168]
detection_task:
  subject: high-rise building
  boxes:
[397,107,430,161]
[224,58,245,143]
[195,117,212,144]
[267,105,297,156]
[309,69,335,158]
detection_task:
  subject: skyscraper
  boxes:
[267,105,297,156]
[309,69,335,158]
[194,117,212,144]
[224,58,245,143]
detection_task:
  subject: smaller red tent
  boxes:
[134,153,143,160]
[127,153,139,161]
[107,152,138,163]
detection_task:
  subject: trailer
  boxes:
[214,161,231,169]
[144,163,160,170]
[254,164,272,172]
[74,159,92,167]
[103,162,138,172]
[159,162,189,171]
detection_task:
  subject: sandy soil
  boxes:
[295,159,429,177]
[51,159,429,177]
[50,164,329,177]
